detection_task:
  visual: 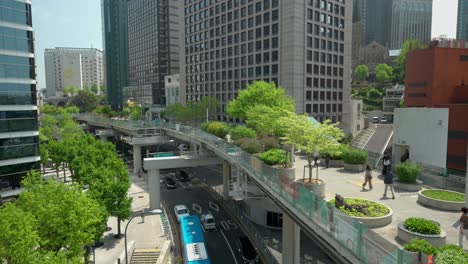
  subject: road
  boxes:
[161,170,253,264]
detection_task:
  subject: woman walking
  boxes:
[383,171,395,199]
[362,165,373,190]
[459,207,468,248]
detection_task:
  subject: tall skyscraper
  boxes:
[352,0,391,47]
[125,0,181,107]
[390,0,433,49]
[101,0,129,109]
[182,0,353,132]
[457,0,468,40]
[0,0,40,188]
[44,47,104,98]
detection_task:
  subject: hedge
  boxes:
[342,148,368,165]
[259,148,288,166]
[404,217,440,235]
[396,162,421,183]
[403,238,437,255]
[204,121,229,139]
[230,126,256,141]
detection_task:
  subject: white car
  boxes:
[201,213,216,231]
[174,204,189,223]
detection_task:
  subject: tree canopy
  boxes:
[375,63,393,83]
[165,96,219,124]
[393,39,425,84]
[227,81,295,119]
[67,89,100,113]
[245,105,292,137]
[354,64,369,82]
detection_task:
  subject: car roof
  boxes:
[202,213,213,219]
[175,204,187,210]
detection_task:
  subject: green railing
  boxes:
[75,115,413,264]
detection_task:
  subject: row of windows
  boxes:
[0,64,34,79]
[186,78,278,94]
[0,90,36,105]
[0,136,37,148]
[0,118,38,133]
[0,33,34,53]
[0,110,37,120]
[0,161,39,183]
[185,0,279,16]
[0,4,31,26]
[187,64,279,82]
[0,143,38,161]
[306,90,343,101]
[307,77,344,89]
[0,26,31,38]
[306,103,343,114]
[307,64,344,77]
[0,83,36,92]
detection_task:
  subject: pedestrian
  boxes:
[400,149,410,163]
[382,155,391,175]
[383,171,395,199]
[141,209,145,223]
[459,207,468,248]
[325,154,330,168]
[362,165,373,190]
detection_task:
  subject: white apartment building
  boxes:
[44,47,104,98]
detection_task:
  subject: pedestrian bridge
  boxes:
[74,114,413,264]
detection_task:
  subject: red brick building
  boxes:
[405,43,468,172]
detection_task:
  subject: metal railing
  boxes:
[75,115,414,264]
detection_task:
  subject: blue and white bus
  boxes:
[180,215,211,264]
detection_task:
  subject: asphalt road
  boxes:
[161,171,254,264]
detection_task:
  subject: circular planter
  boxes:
[296,178,325,198]
[418,190,465,212]
[334,198,393,228]
[402,250,434,264]
[327,159,344,168]
[394,180,423,191]
[343,163,365,172]
[397,222,446,248]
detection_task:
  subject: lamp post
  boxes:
[124,209,162,264]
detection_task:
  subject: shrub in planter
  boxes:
[201,122,209,132]
[342,148,368,165]
[437,244,464,254]
[404,217,441,235]
[328,198,390,217]
[322,144,348,160]
[258,136,279,151]
[238,138,261,154]
[403,238,437,255]
[396,162,421,183]
[436,248,468,264]
[230,126,257,141]
[259,148,288,166]
[205,121,229,138]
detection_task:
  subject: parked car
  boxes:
[165,177,177,189]
[238,236,259,263]
[201,213,216,231]
[173,204,190,223]
[372,116,380,123]
[380,118,387,124]
[178,170,191,182]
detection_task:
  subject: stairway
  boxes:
[350,125,376,149]
[130,248,160,264]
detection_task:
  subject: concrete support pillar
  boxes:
[148,169,161,210]
[190,142,197,153]
[133,145,142,174]
[223,161,231,200]
[282,214,301,264]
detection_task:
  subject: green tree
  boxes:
[394,39,425,83]
[281,115,344,183]
[17,171,107,261]
[354,64,369,81]
[0,203,40,264]
[63,86,79,97]
[375,63,393,83]
[68,89,99,113]
[230,126,257,141]
[39,115,58,142]
[39,144,49,174]
[227,81,295,119]
[245,105,292,137]
[90,84,99,94]
[47,140,65,180]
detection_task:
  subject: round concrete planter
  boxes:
[394,180,423,191]
[402,250,434,264]
[343,163,365,172]
[274,166,296,178]
[327,159,344,168]
[418,190,465,212]
[334,199,393,228]
[397,222,446,247]
[296,179,325,198]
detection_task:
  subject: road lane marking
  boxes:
[220,221,230,230]
[220,229,239,264]
[209,201,219,212]
[192,203,202,214]
[227,220,238,229]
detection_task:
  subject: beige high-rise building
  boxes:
[44,47,104,98]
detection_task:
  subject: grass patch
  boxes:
[329,198,390,217]
[421,190,465,202]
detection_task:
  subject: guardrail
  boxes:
[74,115,413,264]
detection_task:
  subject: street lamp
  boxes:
[124,209,162,264]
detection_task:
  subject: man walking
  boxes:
[383,171,395,199]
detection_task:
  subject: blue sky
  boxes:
[32,0,458,89]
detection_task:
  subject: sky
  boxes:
[32,0,458,89]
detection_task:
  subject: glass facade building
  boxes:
[127,0,180,106]
[182,0,352,131]
[0,0,40,188]
[101,0,129,109]
[457,0,468,40]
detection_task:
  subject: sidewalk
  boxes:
[293,155,463,250]
[94,172,169,264]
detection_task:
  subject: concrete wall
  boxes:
[349,99,365,137]
[393,108,448,168]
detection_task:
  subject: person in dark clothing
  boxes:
[400,149,410,163]
[382,155,391,175]
[324,154,330,168]
[383,171,395,199]
[459,207,468,248]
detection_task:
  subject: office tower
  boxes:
[390,0,433,49]
[101,0,129,109]
[182,0,353,132]
[125,0,181,107]
[352,0,392,47]
[44,47,104,98]
[0,0,40,188]
[457,0,468,40]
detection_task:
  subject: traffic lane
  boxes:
[162,187,245,264]
[188,165,223,186]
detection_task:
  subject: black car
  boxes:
[178,170,191,182]
[238,236,258,263]
[165,177,177,189]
